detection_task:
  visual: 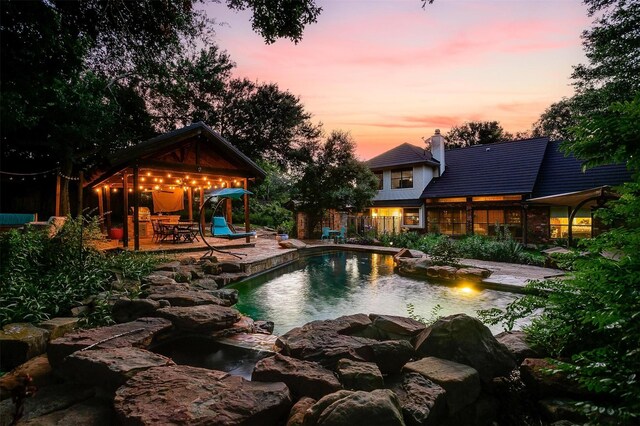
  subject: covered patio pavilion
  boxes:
[527,185,618,246]
[84,122,266,250]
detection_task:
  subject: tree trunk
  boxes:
[59,159,73,216]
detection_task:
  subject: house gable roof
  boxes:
[422,137,549,198]
[531,140,631,198]
[366,142,439,170]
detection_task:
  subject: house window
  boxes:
[550,207,592,239]
[427,209,466,235]
[473,209,522,238]
[374,172,383,190]
[403,208,420,226]
[391,168,413,189]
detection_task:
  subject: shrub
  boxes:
[0,215,163,327]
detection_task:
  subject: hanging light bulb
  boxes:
[154,185,160,190]
[95,188,101,193]
[113,188,118,193]
[141,177,146,182]
[191,180,196,185]
[139,185,143,190]
[128,188,133,192]
[167,173,172,178]
[146,172,151,176]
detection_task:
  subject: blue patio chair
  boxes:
[210,216,256,240]
[320,227,331,241]
[337,226,347,244]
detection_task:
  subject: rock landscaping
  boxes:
[395,255,492,283]
[0,254,595,425]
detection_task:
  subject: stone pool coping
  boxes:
[173,239,565,294]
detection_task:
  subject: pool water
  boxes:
[231,252,521,335]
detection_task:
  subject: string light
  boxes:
[154,185,160,190]
[140,177,146,182]
[146,172,151,176]
[128,188,133,192]
[167,174,172,178]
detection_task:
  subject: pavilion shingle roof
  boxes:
[421,137,549,198]
[366,143,439,170]
[531,141,631,198]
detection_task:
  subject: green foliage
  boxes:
[444,121,516,148]
[292,131,379,233]
[226,0,322,44]
[407,303,442,326]
[377,231,545,266]
[0,216,163,327]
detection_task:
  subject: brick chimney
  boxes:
[429,129,446,176]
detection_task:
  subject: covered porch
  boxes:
[527,185,618,246]
[85,122,266,250]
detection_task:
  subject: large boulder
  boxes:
[47,317,172,368]
[388,372,446,426]
[114,365,292,425]
[112,298,161,323]
[59,347,175,391]
[336,359,383,391]
[279,239,308,249]
[369,314,425,341]
[495,331,539,363]
[287,397,316,426]
[154,261,182,272]
[252,354,341,400]
[146,290,225,307]
[520,358,591,399]
[141,274,179,287]
[414,314,515,383]
[303,389,405,426]
[38,317,79,340]
[19,398,116,426]
[395,257,432,276]
[154,304,240,332]
[0,355,52,401]
[0,383,95,424]
[0,323,50,370]
[277,314,411,371]
[404,357,481,414]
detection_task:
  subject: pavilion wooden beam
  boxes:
[199,187,205,232]
[105,186,112,232]
[244,179,251,243]
[188,187,193,222]
[137,160,256,178]
[133,165,140,251]
[226,181,232,224]
[97,187,105,233]
[123,173,129,248]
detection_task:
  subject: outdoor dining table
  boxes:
[159,222,200,243]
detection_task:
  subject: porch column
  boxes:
[187,187,193,222]
[244,178,250,243]
[226,181,233,223]
[97,187,105,233]
[466,197,473,235]
[199,187,205,232]
[123,173,129,248]
[133,165,140,251]
[522,204,528,246]
[105,186,112,233]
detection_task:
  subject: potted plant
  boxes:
[276,220,293,242]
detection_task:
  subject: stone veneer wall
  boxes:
[526,206,550,244]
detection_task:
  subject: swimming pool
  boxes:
[231,251,522,335]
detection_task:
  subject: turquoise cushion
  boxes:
[0,213,37,226]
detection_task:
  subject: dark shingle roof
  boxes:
[422,138,549,198]
[366,143,439,170]
[531,141,631,198]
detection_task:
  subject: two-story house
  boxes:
[365,131,630,244]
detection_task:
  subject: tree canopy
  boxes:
[292,131,379,234]
[1,0,322,214]
[444,121,517,148]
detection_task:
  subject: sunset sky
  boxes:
[203,0,590,159]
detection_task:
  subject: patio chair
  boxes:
[210,216,256,240]
[336,226,347,244]
[320,227,331,241]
